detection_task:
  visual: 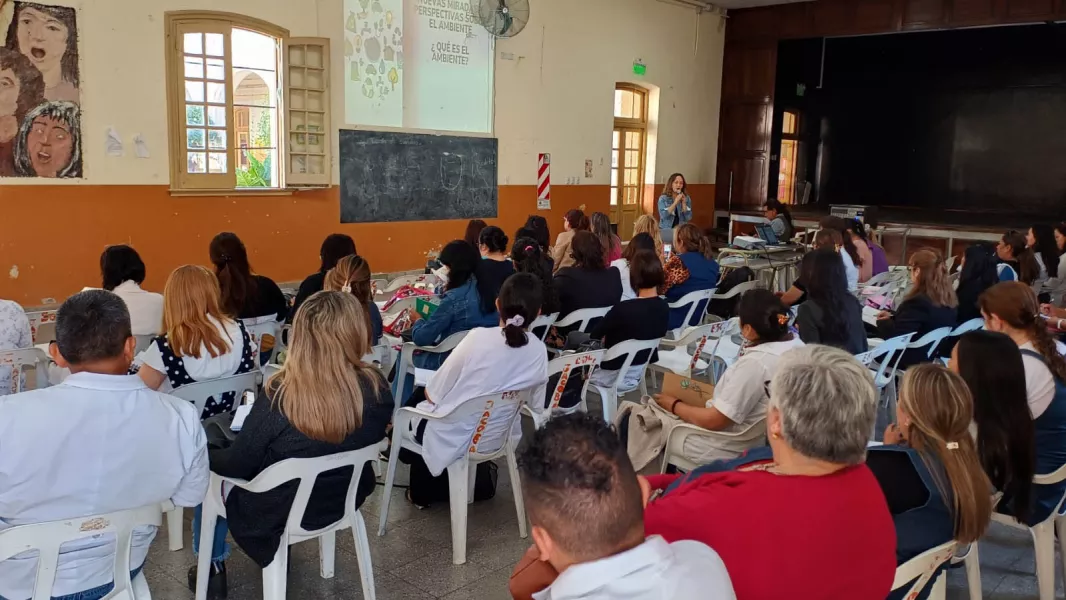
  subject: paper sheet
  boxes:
[231,404,254,431]
[862,306,881,327]
[134,134,150,158]
[105,127,123,157]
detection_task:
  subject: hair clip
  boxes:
[946,441,959,450]
[524,245,534,252]
[777,313,789,325]
[505,315,525,328]
[341,283,352,293]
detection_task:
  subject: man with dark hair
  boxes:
[0,290,208,600]
[516,413,735,600]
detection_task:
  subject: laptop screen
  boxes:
[755,223,779,245]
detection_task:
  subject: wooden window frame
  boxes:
[612,84,648,214]
[777,109,802,204]
[164,12,332,195]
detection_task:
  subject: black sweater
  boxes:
[209,374,393,567]
[589,297,669,370]
[875,295,957,368]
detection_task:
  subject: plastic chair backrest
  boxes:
[241,316,279,364]
[890,540,957,598]
[171,372,259,417]
[595,338,663,393]
[235,442,386,541]
[668,288,717,335]
[0,503,163,600]
[856,332,915,387]
[711,279,758,301]
[529,313,559,342]
[553,307,611,333]
[0,347,48,393]
[393,330,470,410]
[545,350,604,411]
[24,310,58,344]
[384,274,438,293]
[706,317,742,364]
[132,335,154,355]
[382,296,419,318]
[950,318,984,337]
[907,326,953,359]
[426,389,531,460]
[668,323,724,376]
[661,417,768,473]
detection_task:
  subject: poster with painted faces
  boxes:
[0,1,81,178]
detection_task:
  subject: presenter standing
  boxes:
[657,173,693,244]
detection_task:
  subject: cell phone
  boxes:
[663,244,673,259]
[241,390,256,406]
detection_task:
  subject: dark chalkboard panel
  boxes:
[339,130,498,223]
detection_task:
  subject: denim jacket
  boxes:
[410,278,498,370]
[657,194,693,230]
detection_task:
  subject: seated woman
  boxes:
[591,211,623,264]
[642,345,897,599]
[522,215,553,271]
[188,291,392,594]
[403,273,549,507]
[794,248,867,354]
[955,243,1000,325]
[633,214,665,263]
[763,198,794,242]
[511,237,559,317]
[0,298,31,396]
[980,282,1066,525]
[290,233,356,320]
[610,233,657,301]
[951,330,1035,525]
[324,255,383,345]
[100,245,163,335]
[661,223,720,331]
[209,232,288,322]
[1029,224,1060,300]
[464,219,488,247]
[553,231,623,335]
[1053,223,1066,306]
[651,289,803,463]
[874,249,957,368]
[475,226,515,315]
[588,250,669,391]
[821,216,864,290]
[997,229,1040,285]
[551,209,589,273]
[779,228,856,306]
[135,265,258,418]
[868,364,992,599]
[845,219,874,283]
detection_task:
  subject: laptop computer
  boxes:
[754,223,780,245]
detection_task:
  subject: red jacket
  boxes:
[645,465,897,600]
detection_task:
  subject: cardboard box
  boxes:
[660,372,715,408]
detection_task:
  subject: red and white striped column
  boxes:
[537,153,551,209]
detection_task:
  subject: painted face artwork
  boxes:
[0,68,18,117]
[15,6,68,85]
[27,114,73,177]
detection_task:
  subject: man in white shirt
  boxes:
[519,413,735,600]
[0,290,209,600]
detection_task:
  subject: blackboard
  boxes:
[339,130,498,223]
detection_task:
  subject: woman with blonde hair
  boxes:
[874,249,958,368]
[324,254,382,345]
[633,214,665,261]
[187,291,393,594]
[135,265,257,418]
[871,364,992,598]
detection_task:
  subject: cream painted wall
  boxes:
[0,0,724,187]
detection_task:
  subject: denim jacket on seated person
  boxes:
[410,277,498,371]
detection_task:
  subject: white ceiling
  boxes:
[712,0,813,9]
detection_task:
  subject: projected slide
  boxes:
[343,0,494,133]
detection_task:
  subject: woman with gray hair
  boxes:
[640,345,897,599]
[14,100,81,178]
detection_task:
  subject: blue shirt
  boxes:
[410,278,498,370]
[657,194,693,230]
[665,252,720,330]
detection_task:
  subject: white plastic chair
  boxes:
[24,310,58,344]
[652,323,720,376]
[521,350,605,428]
[890,540,957,600]
[856,332,915,434]
[545,307,611,355]
[392,331,469,410]
[0,347,49,393]
[0,502,162,600]
[242,316,280,367]
[529,312,559,343]
[165,372,259,552]
[380,274,438,297]
[381,296,419,319]
[706,280,758,320]
[904,327,953,361]
[195,441,385,600]
[378,390,531,565]
[950,318,984,337]
[587,338,663,422]
[659,416,768,473]
[665,289,716,340]
[133,335,154,355]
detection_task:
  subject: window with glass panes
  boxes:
[611,85,647,234]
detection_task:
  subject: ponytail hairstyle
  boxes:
[896,364,993,544]
[590,212,615,258]
[907,249,958,308]
[979,281,1066,381]
[498,273,543,348]
[1002,230,1040,285]
[765,198,793,230]
[511,237,558,314]
[820,216,862,267]
[323,254,375,345]
[478,226,509,255]
[736,288,791,345]
[523,215,551,252]
[564,209,590,232]
[847,218,868,243]
[1029,224,1059,281]
[674,223,713,260]
[955,330,1035,523]
[208,232,258,318]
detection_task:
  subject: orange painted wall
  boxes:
[0,183,714,305]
